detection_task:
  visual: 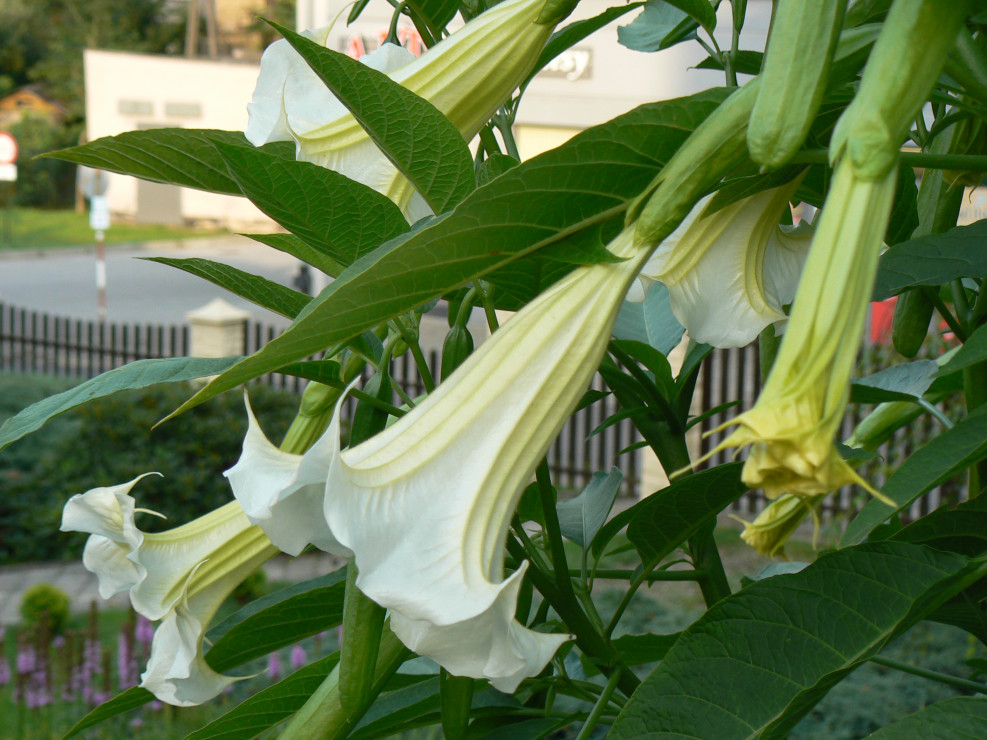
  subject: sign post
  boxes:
[0,132,17,247]
[79,166,111,320]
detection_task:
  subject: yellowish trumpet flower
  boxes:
[706,160,897,501]
[246,0,562,220]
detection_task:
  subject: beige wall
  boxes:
[84,49,272,229]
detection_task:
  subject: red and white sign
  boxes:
[0,132,17,165]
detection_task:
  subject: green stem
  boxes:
[952,278,973,325]
[870,655,987,695]
[537,460,576,605]
[790,149,987,171]
[758,324,781,386]
[917,399,954,429]
[505,535,641,698]
[964,360,987,496]
[574,668,623,740]
[347,387,407,418]
[474,280,500,333]
[589,568,705,582]
[395,319,435,393]
[925,287,968,342]
[493,111,521,160]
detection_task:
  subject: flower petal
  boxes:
[389,564,569,693]
[320,227,652,685]
[224,396,350,557]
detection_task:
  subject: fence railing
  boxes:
[1,301,958,517]
[0,303,640,497]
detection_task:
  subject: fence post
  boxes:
[186,298,250,359]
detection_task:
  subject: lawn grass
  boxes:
[0,207,224,251]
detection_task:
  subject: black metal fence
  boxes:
[0,303,639,496]
[0,300,958,516]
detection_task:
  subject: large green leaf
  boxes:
[169,89,732,416]
[609,543,987,740]
[45,129,291,195]
[243,233,346,277]
[556,467,623,548]
[937,323,987,378]
[205,570,348,671]
[618,1,698,53]
[862,697,987,738]
[873,219,987,300]
[406,0,460,36]
[214,143,410,264]
[146,257,310,319]
[272,22,474,215]
[184,655,340,740]
[624,463,747,563]
[62,687,155,739]
[612,282,685,356]
[0,357,242,451]
[842,405,987,546]
[890,492,987,557]
[850,360,938,403]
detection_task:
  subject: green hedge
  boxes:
[0,374,299,564]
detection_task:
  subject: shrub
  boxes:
[19,582,70,634]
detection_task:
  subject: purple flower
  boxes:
[135,616,154,646]
[267,652,282,681]
[290,645,306,671]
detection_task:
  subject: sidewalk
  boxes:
[0,552,344,626]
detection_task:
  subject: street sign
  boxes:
[0,164,16,182]
[90,194,111,231]
[78,166,110,198]
[0,132,17,165]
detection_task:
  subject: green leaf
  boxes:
[272,21,474,214]
[695,50,764,75]
[215,143,410,264]
[184,656,340,740]
[890,492,987,557]
[0,357,242,451]
[609,543,987,740]
[62,687,155,739]
[923,579,987,644]
[624,463,747,564]
[475,153,519,187]
[470,718,567,740]
[884,162,920,247]
[349,678,441,739]
[406,0,460,36]
[843,405,987,546]
[169,89,732,416]
[850,360,938,403]
[205,570,348,672]
[661,0,716,33]
[243,233,346,277]
[522,3,645,92]
[618,1,703,53]
[556,467,624,548]
[873,220,987,300]
[145,257,310,319]
[937,323,987,378]
[612,282,685,356]
[612,633,679,665]
[862,697,987,738]
[45,129,292,195]
[278,360,344,386]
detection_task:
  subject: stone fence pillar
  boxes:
[186,298,250,358]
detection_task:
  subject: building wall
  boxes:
[84,49,272,229]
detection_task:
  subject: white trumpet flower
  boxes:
[61,477,276,705]
[246,0,559,221]
[226,226,655,692]
[633,180,812,348]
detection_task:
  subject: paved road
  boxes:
[0,236,299,327]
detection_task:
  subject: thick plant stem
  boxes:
[278,627,409,740]
[505,535,640,698]
[965,361,987,496]
[657,430,731,607]
[574,667,623,740]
